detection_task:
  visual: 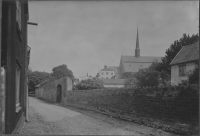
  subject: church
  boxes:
[109,28,162,79]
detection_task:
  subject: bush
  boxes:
[75,77,104,90]
[188,67,199,84]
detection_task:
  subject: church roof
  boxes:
[121,55,162,73]
[170,42,199,65]
[108,66,122,74]
[121,55,161,63]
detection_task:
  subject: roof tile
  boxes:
[170,42,199,65]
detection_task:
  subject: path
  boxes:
[20,97,179,135]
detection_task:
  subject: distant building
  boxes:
[109,28,162,79]
[79,74,93,81]
[170,42,199,85]
[99,65,115,79]
[101,79,126,88]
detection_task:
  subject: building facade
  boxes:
[170,42,199,85]
[0,0,29,134]
[99,65,115,79]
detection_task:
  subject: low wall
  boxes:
[35,77,72,103]
[61,85,199,135]
[35,84,199,135]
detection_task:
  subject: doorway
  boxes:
[56,84,62,103]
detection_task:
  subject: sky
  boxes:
[28,1,199,79]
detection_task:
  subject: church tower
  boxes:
[135,27,140,57]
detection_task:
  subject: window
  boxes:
[101,72,103,75]
[15,60,22,113]
[179,65,186,77]
[16,1,21,30]
[106,77,108,79]
[15,65,20,107]
[106,72,108,75]
[129,64,131,67]
[111,72,113,75]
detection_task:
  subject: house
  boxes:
[0,0,29,134]
[101,79,126,88]
[170,42,199,85]
[99,65,115,79]
[109,28,161,79]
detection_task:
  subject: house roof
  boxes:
[170,42,199,65]
[121,55,162,72]
[101,79,126,85]
[100,67,114,72]
[108,66,122,74]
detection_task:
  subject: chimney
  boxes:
[135,27,140,57]
[104,65,107,68]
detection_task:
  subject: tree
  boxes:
[121,72,135,79]
[188,67,199,84]
[39,76,56,87]
[51,64,74,80]
[149,61,170,87]
[96,73,100,78]
[111,75,116,79]
[27,71,51,90]
[125,61,170,87]
[158,33,199,74]
[124,76,137,88]
[134,68,160,87]
[75,77,103,90]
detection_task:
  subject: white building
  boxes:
[101,79,126,88]
[170,42,199,85]
[99,65,115,79]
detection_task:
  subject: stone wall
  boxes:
[35,77,72,103]
[35,83,199,135]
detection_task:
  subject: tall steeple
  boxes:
[135,27,140,57]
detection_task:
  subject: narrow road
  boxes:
[29,97,178,136]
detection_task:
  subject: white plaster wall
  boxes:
[104,84,124,88]
[171,65,179,85]
[99,71,115,79]
[171,62,196,85]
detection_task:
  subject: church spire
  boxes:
[135,27,140,57]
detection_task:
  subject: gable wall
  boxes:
[35,77,72,103]
[171,62,197,85]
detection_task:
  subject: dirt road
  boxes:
[23,97,179,135]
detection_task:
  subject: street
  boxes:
[16,97,181,135]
